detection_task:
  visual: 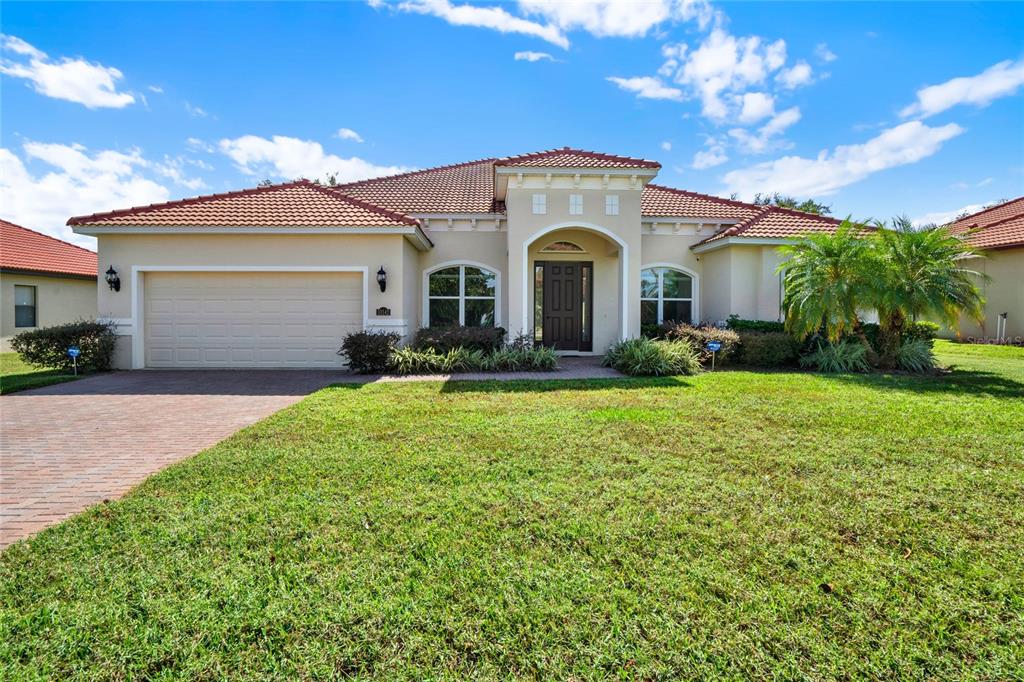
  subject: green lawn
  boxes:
[0,352,80,394]
[2,342,1022,679]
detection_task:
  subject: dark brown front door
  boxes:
[539,261,592,352]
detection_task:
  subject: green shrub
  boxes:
[660,322,739,364]
[725,315,786,333]
[735,331,801,367]
[904,321,940,344]
[799,340,872,373]
[414,326,506,353]
[389,344,558,375]
[603,337,701,377]
[11,320,116,372]
[338,330,400,373]
[895,339,937,373]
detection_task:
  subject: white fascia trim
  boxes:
[641,216,741,225]
[411,212,505,220]
[129,265,369,370]
[641,262,700,324]
[691,237,792,254]
[495,166,659,178]
[73,226,421,236]
[522,221,629,341]
[422,260,503,328]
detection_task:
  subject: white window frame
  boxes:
[605,194,619,216]
[532,193,547,215]
[14,284,37,328]
[423,261,501,328]
[569,193,583,215]
[640,264,699,325]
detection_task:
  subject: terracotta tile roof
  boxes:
[947,196,1024,250]
[693,206,844,248]
[67,180,419,228]
[333,158,500,214]
[495,146,661,169]
[1,219,98,277]
[641,184,760,220]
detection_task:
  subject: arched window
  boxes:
[641,267,694,326]
[540,240,586,253]
[427,265,497,327]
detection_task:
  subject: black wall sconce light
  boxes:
[104,266,121,292]
[376,266,387,293]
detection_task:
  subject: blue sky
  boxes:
[2,1,1022,248]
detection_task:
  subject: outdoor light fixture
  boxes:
[377,266,387,293]
[104,266,121,292]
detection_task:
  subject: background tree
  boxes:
[753,192,832,216]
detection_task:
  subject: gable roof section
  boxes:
[1,219,98,277]
[641,184,760,221]
[68,180,419,228]
[494,147,661,170]
[333,158,500,214]
[946,196,1024,250]
[693,206,844,248]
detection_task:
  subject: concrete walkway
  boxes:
[0,358,622,547]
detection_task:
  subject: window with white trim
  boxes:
[14,285,36,327]
[427,265,497,327]
[641,267,693,326]
[532,193,547,215]
[569,193,583,215]
[605,194,619,215]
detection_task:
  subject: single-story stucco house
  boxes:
[946,196,1024,341]
[68,147,845,369]
[1,219,98,351]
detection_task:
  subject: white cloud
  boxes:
[692,137,728,169]
[661,140,672,151]
[517,0,714,38]
[514,50,555,62]
[147,85,164,93]
[911,203,986,228]
[659,28,788,120]
[393,0,569,48]
[0,34,135,109]
[185,101,209,118]
[336,127,365,142]
[722,120,965,198]
[0,142,174,249]
[607,75,683,101]
[901,58,1024,119]
[728,106,801,154]
[776,60,812,90]
[152,156,207,190]
[218,134,412,182]
[186,137,215,153]
[814,43,837,63]
[737,91,775,124]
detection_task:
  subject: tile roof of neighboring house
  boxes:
[946,196,1024,250]
[641,184,760,220]
[494,147,661,169]
[333,158,501,214]
[67,180,420,228]
[693,206,844,247]
[1,219,98,277]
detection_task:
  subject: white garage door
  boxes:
[144,271,363,368]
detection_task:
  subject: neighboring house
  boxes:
[1,219,98,352]
[946,196,1024,341]
[68,147,843,369]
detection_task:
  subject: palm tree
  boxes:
[777,220,875,347]
[870,217,987,368]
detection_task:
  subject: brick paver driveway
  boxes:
[0,370,344,548]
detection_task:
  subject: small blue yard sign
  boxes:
[705,341,722,352]
[68,345,81,375]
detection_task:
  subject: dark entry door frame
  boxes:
[535,260,593,352]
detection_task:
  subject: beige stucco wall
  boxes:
[95,232,410,368]
[949,248,1024,341]
[504,178,644,348]
[695,244,785,324]
[0,272,97,351]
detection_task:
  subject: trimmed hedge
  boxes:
[734,331,801,367]
[11,320,116,372]
[338,330,400,373]
[660,322,739,365]
[414,326,506,353]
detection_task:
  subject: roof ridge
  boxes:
[67,180,316,226]
[954,209,1024,232]
[333,157,497,189]
[950,195,1024,227]
[749,204,843,225]
[309,183,420,226]
[645,184,759,211]
[495,146,661,168]
[1,218,98,256]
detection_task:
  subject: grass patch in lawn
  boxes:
[0,352,80,394]
[1,343,1022,679]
